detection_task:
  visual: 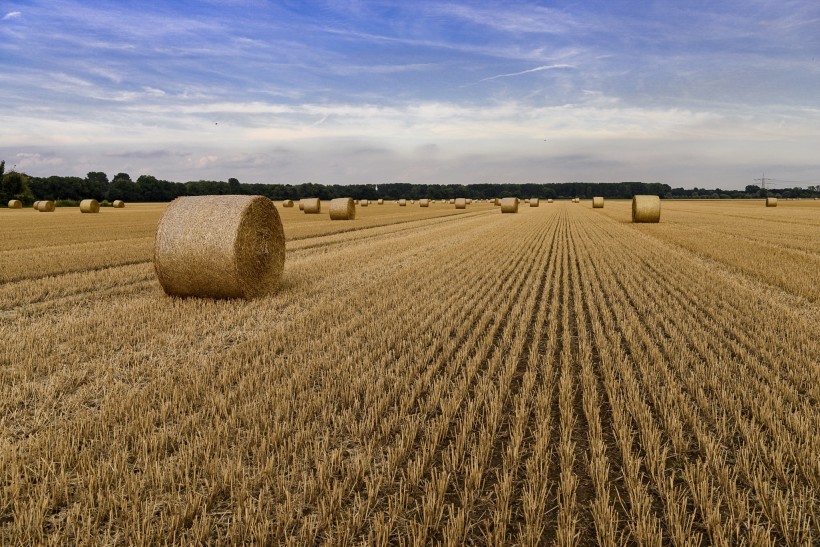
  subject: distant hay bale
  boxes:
[282,200,294,207]
[80,199,100,213]
[766,197,778,207]
[466,198,472,204]
[455,198,467,209]
[548,199,553,203]
[33,200,40,209]
[501,197,519,213]
[301,198,321,214]
[419,199,430,207]
[398,199,407,206]
[354,199,360,205]
[298,200,304,210]
[360,199,369,206]
[572,198,580,203]
[494,198,501,206]
[530,198,539,207]
[410,200,415,204]
[112,200,125,208]
[8,199,22,209]
[632,195,661,223]
[154,195,285,299]
[329,197,356,220]
[377,199,384,204]
[592,197,604,208]
[37,200,55,212]
[449,199,455,204]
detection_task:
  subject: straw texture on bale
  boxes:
[419,199,430,207]
[360,199,369,206]
[530,198,539,207]
[329,197,356,220]
[398,199,407,206]
[80,199,100,213]
[449,199,455,204]
[572,198,580,203]
[548,199,554,203]
[377,199,384,204]
[632,195,661,223]
[766,197,778,207]
[500,197,519,213]
[298,200,304,210]
[455,198,467,209]
[33,201,40,209]
[154,195,285,299]
[592,196,604,208]
[301,198,321,214]
[8,199,22,208]
[282,200,294,207]
[494,198,501,206]
[37,200,55,212]
[466,198,472,204]
[112,200,125,208]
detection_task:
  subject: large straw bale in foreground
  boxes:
[592,196,604,208]
[8,199,22,208]
[766,197,778,207]
[501,197,519,213]
[112,200,125,208]
[329,197,356,220]
[530,198,539,207]
[632,195,661,223]
[282,200,294,207]
[154,195,285,299]
[301,198,321,214]
[455,198,467,209]
[419,199,430,207]
[80,199,100,213]
[37,200,55,212]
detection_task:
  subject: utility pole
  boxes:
[754,173,770,190]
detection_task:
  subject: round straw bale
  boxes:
[592,196,604,208]
[37,200,55,212]
[765,197,778,207]
[501,197,519,213]
[530,198,539,207]
[548,198,553,203]
[419,199,430,207]
[632,195,661,223]
[298,200,304,210]
[398,199,407,206]
[302,198,321,214]
[329,197,356,220]
[455,198,467,209]
[377,199,384,204]
[494,198,501,206]
[448,198,455,204]
[112,200,125,208]
[8,199,22,209]
[80,199,100,213]
[33,200,40,209]
[282,199,294,207]
[360,199,369,206]
[154,195,285,299]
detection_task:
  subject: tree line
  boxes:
[2,165,818,205]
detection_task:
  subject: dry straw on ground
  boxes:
[302,198,321,214]
[592,197,604,208]
[112,200,125,208]
[8,199,22,208]
[501,197,519,213]
[329,198,356,220]
[455,198,467,209]
[154,195,285,299]
[766,197,778,207]
[632,195,661,223]
[80,199,100,213]
[419,199,430,207]
[398,199,407,206]
[530,198,539,207]
[282,200,294,207]
[37,200,55,212]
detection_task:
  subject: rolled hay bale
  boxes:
[530,198,540,207]
[154,195,285,299]
[448,199,455,204]
[360,199,369,206]
[632,195,661,223]
[112,200,125,208]
[501,197,519,213]
[377,199,384,205]
[8,199,22,209]
[548,199,554,203]
[572,198,579,203]
[592,196,604,208]
[466,198,472,204]
[455,198,467,209]
[37,200,56,212]
[282,200,294,207]
[80,199,100,213]
[301,198,321,214]
[494,198,501,206]
[765,197,778,207]
[410,200,415,204]
[398,199,407,206]
[33,200,40,209]
[419,199,430,207]
[329,197,356,220]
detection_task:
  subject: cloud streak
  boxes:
[2,11,21,20]
[464,64,574,86]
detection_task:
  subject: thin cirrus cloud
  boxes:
[0,0,818,188]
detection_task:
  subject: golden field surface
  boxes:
[1,199,818,544]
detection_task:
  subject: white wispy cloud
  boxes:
[464,64,574,86]
[2,11,21,20]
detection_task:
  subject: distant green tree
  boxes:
[109,172,143,201]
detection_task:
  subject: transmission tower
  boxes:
[754,173,771,190]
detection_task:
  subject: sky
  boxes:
[1,0,819,189]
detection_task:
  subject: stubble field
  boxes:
[1,199,818,545]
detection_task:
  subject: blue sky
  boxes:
[1,1,819,188]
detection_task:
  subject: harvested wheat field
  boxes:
[1,199,818,544]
